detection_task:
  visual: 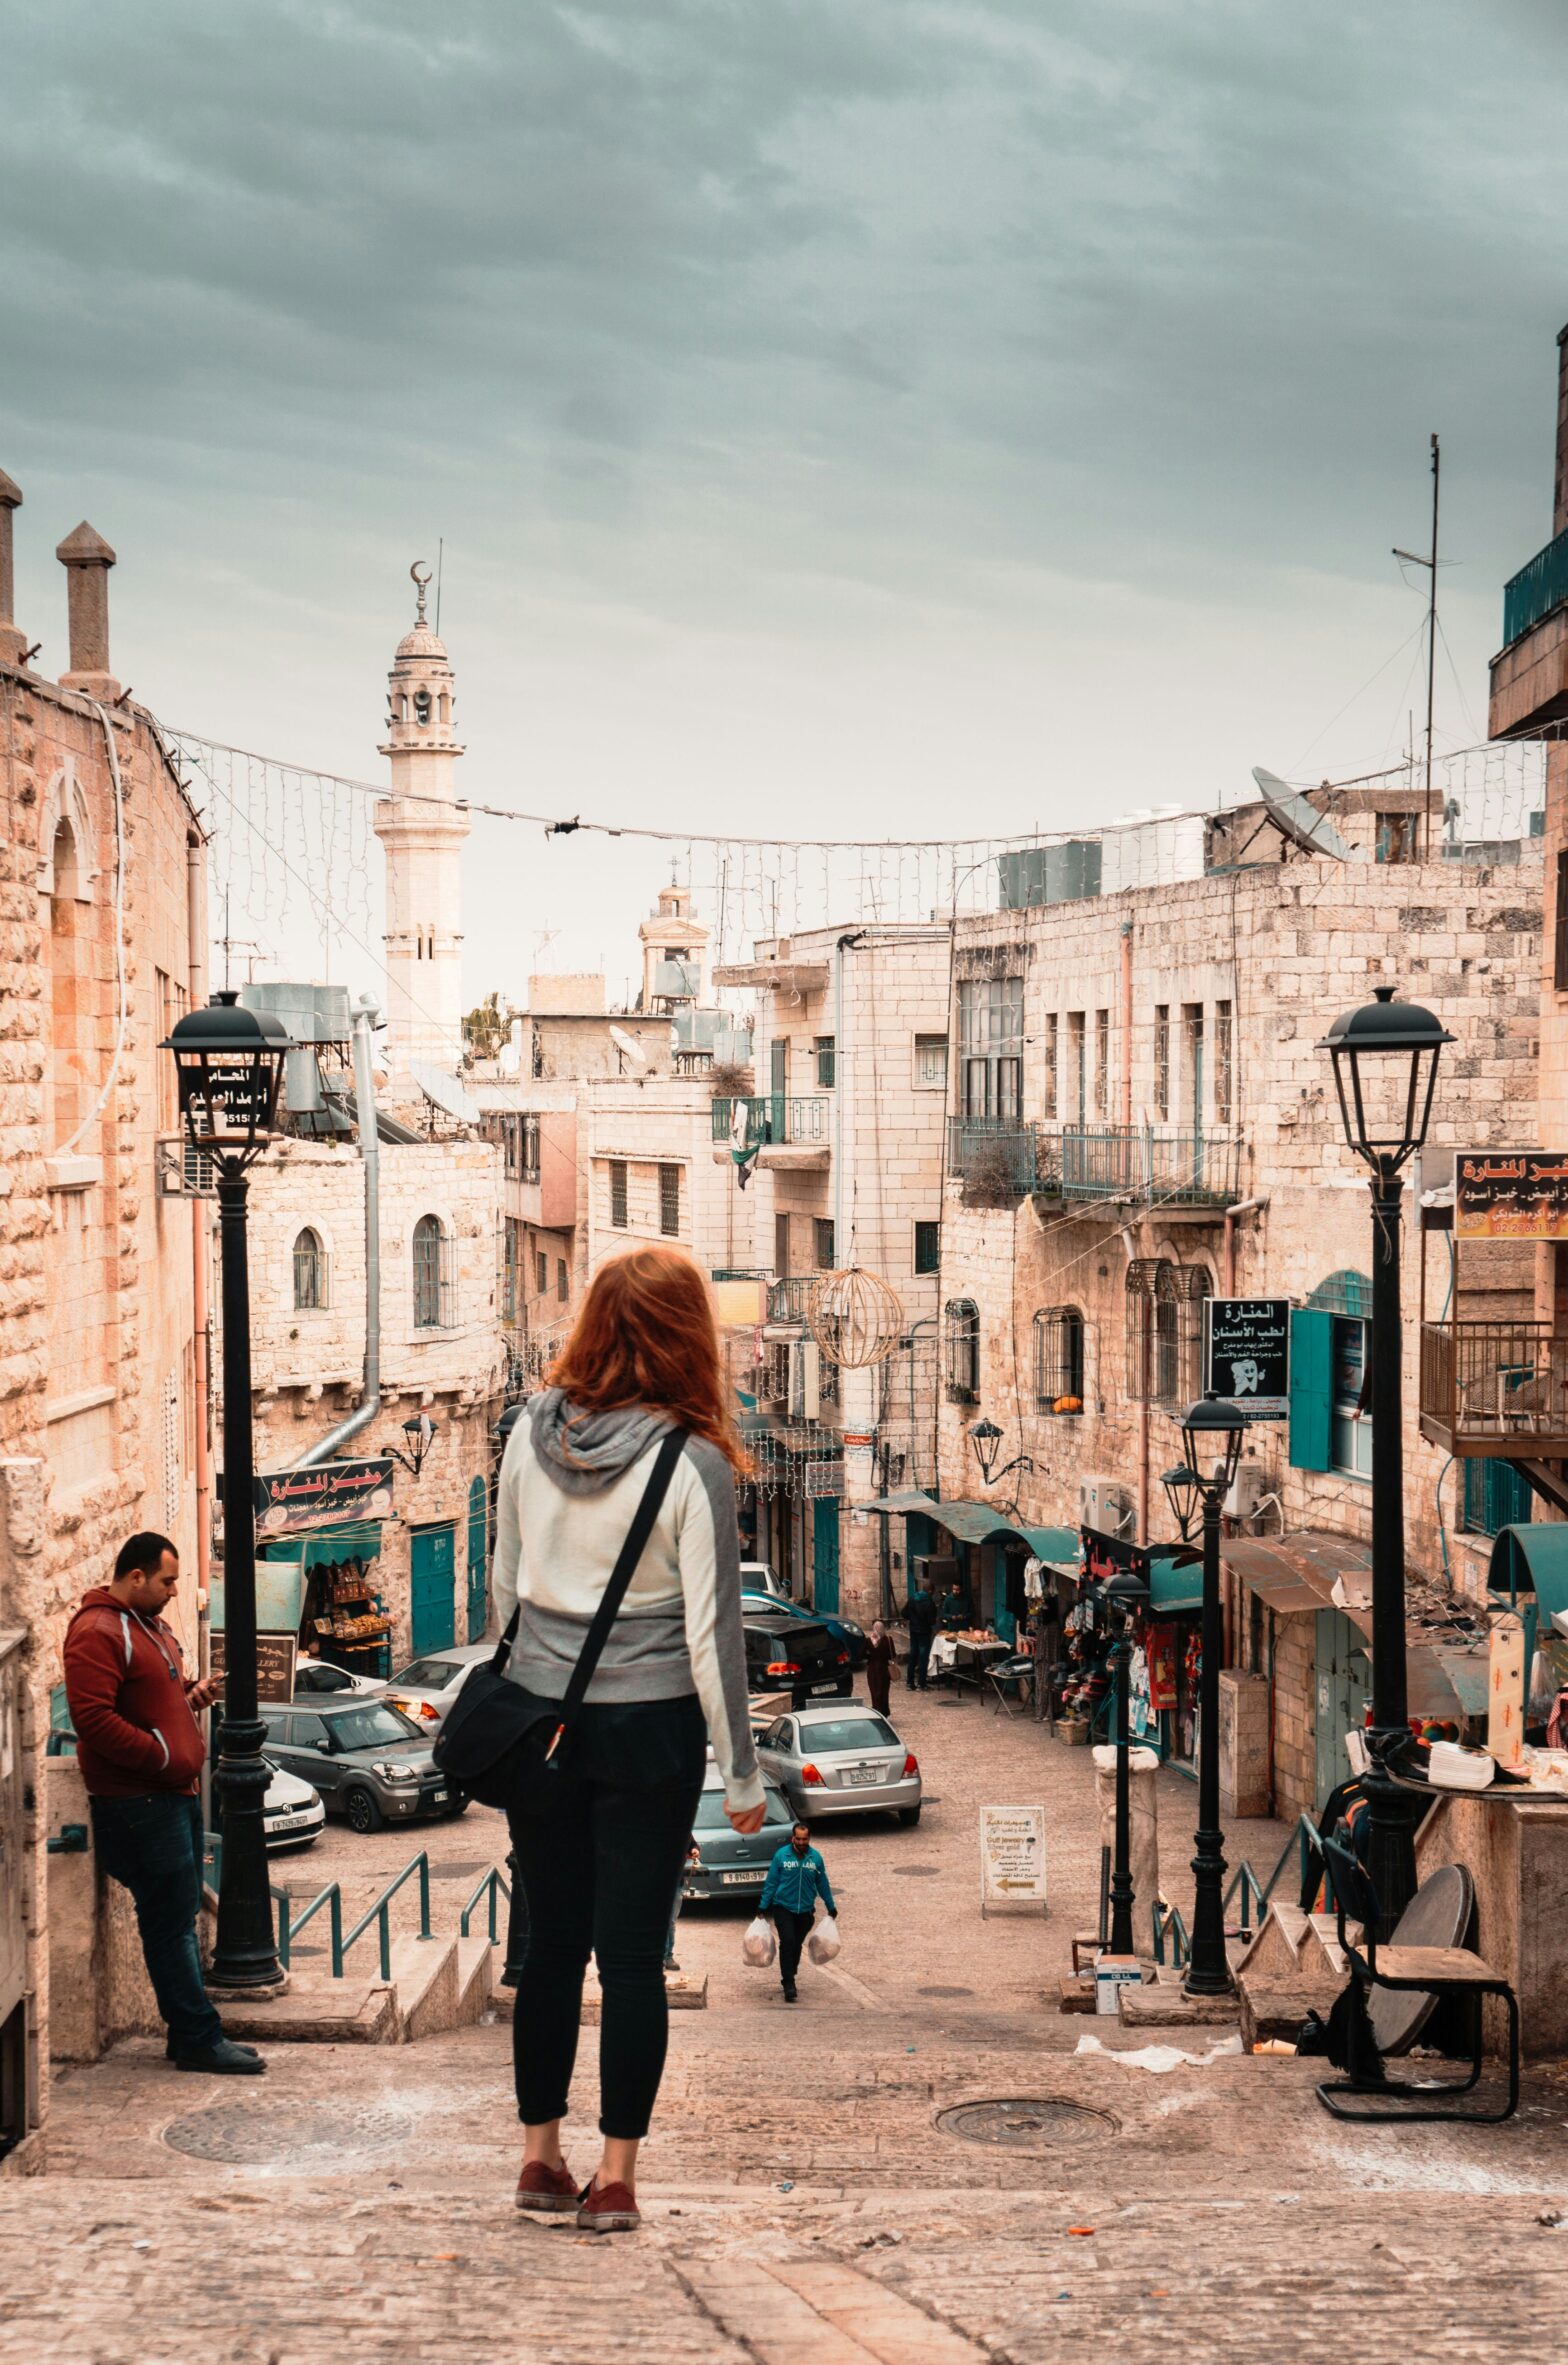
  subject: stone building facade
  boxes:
[714,925,952,1618]
[0,480,207,2159]
[932,789,1541,1821]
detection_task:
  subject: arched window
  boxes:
[293,1227,328,1311]
[1172,1263,1212,1404]
[1034,1306,1085,1414]
[944,1298,980,1404]
[1126,1259,1170,1403]
[413,1214,452,1329]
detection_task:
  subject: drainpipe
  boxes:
[1222,1195,1270,1294]
[291,995,383,1467]
[1119,921,1133,1127]
[833,932,863,1260]
[186,831,213,1834]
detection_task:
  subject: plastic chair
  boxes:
[1314,1834,1519,2124]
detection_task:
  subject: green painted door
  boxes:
[905,1512,936,1600]
[1314,1608,1372,1809]
[466,1476,488,1643]
[410,1523,457,1656]
[812,1497,841,1616]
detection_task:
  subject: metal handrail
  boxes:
[1223,1814,1326,1935]
[460,1863,512,1944]
[1151,1899,1190,1968]
[341,1851,435,1982]
[278,1880,345,1973]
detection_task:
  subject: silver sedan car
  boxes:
[383,1642,492,1729]
[755,1704,922,1826]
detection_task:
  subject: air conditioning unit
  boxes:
[1224,1460,1269,1523]
[156,1137,218,1199]
[1079,1478,1136,1539]
[787,1340,822,1423]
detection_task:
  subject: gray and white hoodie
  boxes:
[491,1390,764,1812]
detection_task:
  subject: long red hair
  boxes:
[547,1245,749,1472]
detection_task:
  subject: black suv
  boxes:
[742,1611,851,1706]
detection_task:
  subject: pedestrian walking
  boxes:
[663,1836,701,1974]
[492,1245,766,2235]
[865,1618,898,1716]
[62,1533,263,2075]
[759,1821,838,2002]
[905,1577,937,1690]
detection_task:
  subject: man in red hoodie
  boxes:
[63,1532,264,2074]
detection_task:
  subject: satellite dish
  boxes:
[1252,768,1359,861]
[608,1024,649,1073]
[411,1061,482,1123]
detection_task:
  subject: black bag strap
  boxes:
[493,1425,689,1760]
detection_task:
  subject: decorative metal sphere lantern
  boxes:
[1318,984,1454,1177]
[808,1266,906,1368]
[164,990,293,1174]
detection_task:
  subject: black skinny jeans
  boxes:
[772,1906,815,1991]
[506,1693,705,2141]
[89,1793,224,2051]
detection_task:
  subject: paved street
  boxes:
[11,1683,1568,2361]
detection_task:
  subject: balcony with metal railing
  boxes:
[946,1116,1050,1199]
[1492,524,1568,737]
[1419,1319,1568,1458]
[1059,1124,1242,1210]
[767,1275,816,1324]
[711,1095,831,1165]
[1503,527,1568,649]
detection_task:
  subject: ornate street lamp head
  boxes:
[1102,1566,1149,1633]
[162,991,292,1176]
[968,1418,1004,1483]
[1178,1391,1248,1501]
[1160,1461,1202,1543]
[389,1412,438,1479]
[1318,984,1453,1178]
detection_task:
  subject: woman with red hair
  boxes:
[492,1245,765,2232]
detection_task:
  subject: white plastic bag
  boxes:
[807,1913,841,1965]
[742,1914,776,1967]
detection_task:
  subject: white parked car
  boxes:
[262,1758,326,1854]
[293,1658,385,1699]
[384,1643,492,1728]
[739,1561,789,1600]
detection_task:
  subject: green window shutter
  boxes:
[1288,1308,1333,1472]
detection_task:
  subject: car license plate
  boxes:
[811,1680,838,1695]
[720,1870,756,1885]
[429,1789,449,1805]
[849,1767,880,1786]
[270,1811,316,1830]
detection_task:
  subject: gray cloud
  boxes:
[4,1,1567,984]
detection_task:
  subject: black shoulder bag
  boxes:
[433,1426,687,1812]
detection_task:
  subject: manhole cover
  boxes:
[919,1986,974,1998]
[164,2101,410,2167]
[935,2098,1118,2150]
[891,1864,941,1877]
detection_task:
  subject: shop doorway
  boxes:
[812,1497,840,1615]
[1314,1608,1372,1807]
[410,1522,457,1656]
[466,1476,488,1643]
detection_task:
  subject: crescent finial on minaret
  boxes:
[410,560,433,624]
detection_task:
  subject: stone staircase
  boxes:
[1233,1900,1355,2049]
[218,1930,500,2047]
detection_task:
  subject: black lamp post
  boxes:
[1163,1392,1247,1996]
[164,991,292,1990]
[1103,1565,1149,1956]
[1319,983,1452,1936]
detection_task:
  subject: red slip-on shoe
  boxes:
[576,2178,640,2234]
[514,2158,580,2214]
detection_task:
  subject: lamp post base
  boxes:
[1362,1729,1422,1939]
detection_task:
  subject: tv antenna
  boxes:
[1392,431,1440,854]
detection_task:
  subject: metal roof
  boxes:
[1220,1532,1373,1618]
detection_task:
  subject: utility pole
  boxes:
[1393,432,1441,856]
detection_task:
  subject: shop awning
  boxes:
[1017,1524,1081,1567]
[1489,1523,1568,1622]
[861,1495,1080,1563]
[1221,1533,1372,1618]
[258,1520,384,1571]
[1148,1550,1204,1613]
[1406,1638,1491,1721]
[864,1490,945,1517]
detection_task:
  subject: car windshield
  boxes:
[798,1716,898,1753]
[327,1704,422,1751]
[694,1783,792,1830]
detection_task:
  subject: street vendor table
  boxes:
[952,1636,1011,1700]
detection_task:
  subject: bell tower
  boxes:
[373,562,470,1092]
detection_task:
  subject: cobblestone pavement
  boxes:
[10,1685,1568,2361]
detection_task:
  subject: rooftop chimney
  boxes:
[0,469,23,667]
[56,520,120,701]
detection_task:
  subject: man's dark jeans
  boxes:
[506,1694,705,2140]
[905,1633,932,1689]
[89,1793,224,2052]
[771,1905,815,1992]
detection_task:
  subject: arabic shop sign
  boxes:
[253,1456,395,1539]
[1203,1297,1290,1421]
[1455,1150,1568,1240]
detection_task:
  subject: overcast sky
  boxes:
[6,1,1568,999]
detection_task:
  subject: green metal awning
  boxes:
[1490,1523,1568,1621]
[257,1520,384,1572]
[864,1490,944,1517]
[1148,1551,1204,1614]
[862,1497,1078,1563]
[925,1498,1013,1547]
[1017,1525,1081,1567]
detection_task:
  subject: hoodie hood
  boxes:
[527,1387,674,1496]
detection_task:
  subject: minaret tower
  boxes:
[373,562,470,1093]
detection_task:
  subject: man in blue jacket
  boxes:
[759,1821,837,2002]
